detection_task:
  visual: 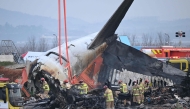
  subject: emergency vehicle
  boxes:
[140,46,190,72]
[0,75,23,109]
[166,58,190,72]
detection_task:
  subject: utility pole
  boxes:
[165,33,170,46]
[53,34,58,46]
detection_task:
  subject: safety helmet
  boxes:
[79,80,83,83]
[118,80,122,84]
[103,85,108,89]
[64,80,68,83]
[145,80,149,83]
[41,78,45,81]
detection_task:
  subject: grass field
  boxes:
[0,62,15,66]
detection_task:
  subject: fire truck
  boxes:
[0,75,23,109]
[141,46,190,72]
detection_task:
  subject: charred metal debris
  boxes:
[22,64,190,109]
[22,41,190,109]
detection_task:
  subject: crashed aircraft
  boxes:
[25,0,188,108]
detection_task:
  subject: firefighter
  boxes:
[78,80,88,94]
[132,81,141,105]
[40,78,50,98]
[118,80,128,93]
[104,85,114,109]
[118,80,128,106]
[144,80,150,92]
[139,78,145,104]
[62,79,71,89]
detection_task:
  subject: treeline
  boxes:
[17,36,57,54]
[1,32,189,55]
[127,32,190,47]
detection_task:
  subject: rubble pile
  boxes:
[22,84,190,109]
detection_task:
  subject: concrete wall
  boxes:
[0,55,14,62]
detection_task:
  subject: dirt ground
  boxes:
[0,66,22,82]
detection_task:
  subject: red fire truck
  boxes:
[141,46,190,59]
[141,46,190,72]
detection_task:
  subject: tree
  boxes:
[128,34,137,46]
[27,36,37,51]
[157,32,165,46]
[51,37,58,48]
[38,38,49,52]
[141,33,154,46]
[17,43,28,54]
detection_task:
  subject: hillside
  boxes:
[0,8,190,44]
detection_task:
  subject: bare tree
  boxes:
[157,32,165,46]
[148,35,153,46]
[141,34,154,46]
[128,34,137,46]
[38,38,49,52]
[153,37,159,46]
[17,43,28,54]
[51,37,58,48]
[27,36,37,51]
[142,34,149,46]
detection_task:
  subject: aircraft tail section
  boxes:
[88,0,134,49]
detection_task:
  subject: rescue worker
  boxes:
[132,81,141,105]
[62,79,71,89]
[104,85,114,109]
[41,78,50,98]
[144,80,151,97]
[118,80,128,93]
[78,80,88,94]
[118,80,128,106]
[139,78,145,104]
[144,80,150,92]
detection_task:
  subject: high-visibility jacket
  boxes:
[120,83,128,93]
[79,83,88,94]
[104,88,114,102]
[149,82,152,87]
[144,83,150,92]
[132,85,140,96]
[43,83,50,91]
[139,83,145,94]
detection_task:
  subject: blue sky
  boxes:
[0,0,190,23]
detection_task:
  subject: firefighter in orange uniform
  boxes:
[132,81,141,105]
[104,85,114,109]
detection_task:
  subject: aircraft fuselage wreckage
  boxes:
[24,0,189,108]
